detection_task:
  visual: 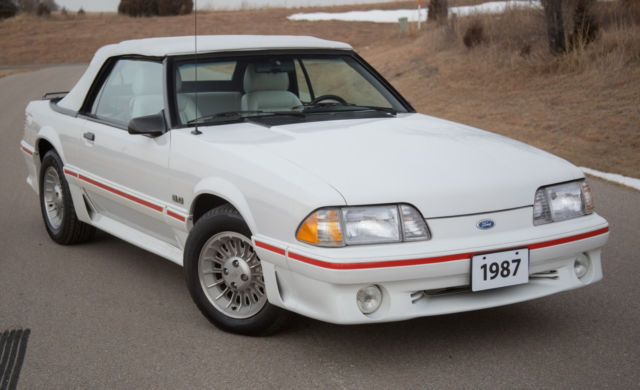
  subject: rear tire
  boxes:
[184,204,287,336]
[39,150,95,245]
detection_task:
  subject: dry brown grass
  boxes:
[0,1,638,177]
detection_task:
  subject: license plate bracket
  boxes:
[471,248,529,292]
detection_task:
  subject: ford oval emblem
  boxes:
[477,219,495,230]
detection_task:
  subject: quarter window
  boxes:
[91,59,163,126]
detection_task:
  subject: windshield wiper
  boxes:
[187,110,305,125]
[349,105,397,115]
[187,111,261,125]
[297,103,396,116]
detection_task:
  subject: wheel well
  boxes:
[37,139,54,161]
[191,194,231,225]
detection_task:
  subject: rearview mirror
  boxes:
[128,111,166,137]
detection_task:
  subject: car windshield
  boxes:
[172,53,409,126]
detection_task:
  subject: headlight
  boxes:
[296,204,431,247]
[533,180,594,225]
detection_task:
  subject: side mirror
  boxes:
[128,111,166,137]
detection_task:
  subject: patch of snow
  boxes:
[288,1,542,23]
[581,167,640,192]
[289,9,427,23]
[450,1,542,18]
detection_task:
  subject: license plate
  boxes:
[471,248,529,292]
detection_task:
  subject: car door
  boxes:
[75,57,177,245]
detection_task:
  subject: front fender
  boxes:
[192,177,258,234]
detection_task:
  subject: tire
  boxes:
[184,204,287,336]
[39,150,95,245]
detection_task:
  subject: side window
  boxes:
[91,59,163,126]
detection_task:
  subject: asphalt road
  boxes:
[1,66,639,389]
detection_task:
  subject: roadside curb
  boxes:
[582,167,640,192]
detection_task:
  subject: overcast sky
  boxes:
[54,0,394,12]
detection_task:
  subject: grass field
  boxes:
[1,0,638,178]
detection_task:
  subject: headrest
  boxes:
[132,63,163,95]
[243,65,289,93]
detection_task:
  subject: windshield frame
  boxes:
[166,49,415,129]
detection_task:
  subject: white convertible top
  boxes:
[58,35,352,111]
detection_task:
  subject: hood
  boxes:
[200,113,584,218]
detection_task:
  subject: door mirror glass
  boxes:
[128,111,166,136]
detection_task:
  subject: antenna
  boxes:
[191,0,202,135]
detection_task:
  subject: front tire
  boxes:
[184,204,287,335]
[39,150,95,245]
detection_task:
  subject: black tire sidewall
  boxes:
[184,207,284,335]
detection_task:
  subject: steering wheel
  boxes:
[310,94,348,105]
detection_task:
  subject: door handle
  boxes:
[83,132,95,141]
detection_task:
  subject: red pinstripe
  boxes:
[66,170,188,222]
[254,240,286,256]
[63,169,78,178]
[167,210,186,222]
[257,227,609,270]
[78,174,163,212]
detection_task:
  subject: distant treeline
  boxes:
[118,0,193,16]
[0,0,58,19]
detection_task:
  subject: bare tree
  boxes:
[543,0,566,54]
[14,0,57,13]
[42,0,57,11]
[570,0,598,48]
[14,0,36,12]
[428,0,448,24]
[0,0,18,19]
[119,0,192,17]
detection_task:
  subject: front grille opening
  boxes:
[411,286,471,303]
[530,270,559,280]
[411,269,561,304]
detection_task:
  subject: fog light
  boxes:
[356,285,382,314]
[574,254,590,279]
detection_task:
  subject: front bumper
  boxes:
[253,209,609,324]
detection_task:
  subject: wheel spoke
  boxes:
[214,286,229,300]
[203,255,224,265]
[245,293,253,311]
[226,292,236,309]
[206,279,224,288]
[229,239,240,256]
[219,242,232,257]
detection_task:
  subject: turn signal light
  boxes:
[296,208,344,246]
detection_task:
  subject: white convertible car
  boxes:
[21,35,609,335]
